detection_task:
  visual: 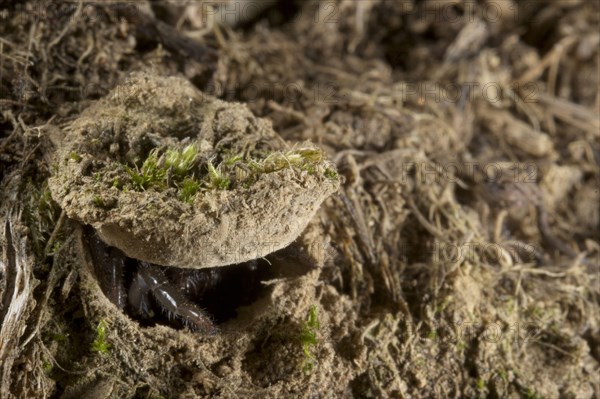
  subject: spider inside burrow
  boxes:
[82,226,316,334]
[47,74,340,334]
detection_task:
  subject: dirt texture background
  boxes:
[0,1,599,398]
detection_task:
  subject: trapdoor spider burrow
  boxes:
[83,225,278,333]
[49,72,339,333]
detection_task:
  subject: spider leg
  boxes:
[137,261,218,334]
[169,267,222,299]
[85,227,127,309]
[128,272,155,318]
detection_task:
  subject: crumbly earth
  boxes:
[0,1,599,399]
[48,72,339,269]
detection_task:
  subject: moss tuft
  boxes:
[300,305,320,374]
[178,177,201,203]
[69,151,81,162]
[118,145,336,203]
[22,179,63,260]
[126,149,167,191]
[206,160,231,190]
[164,144,199,179]
[93,195,104,207]
[91,320,111,354]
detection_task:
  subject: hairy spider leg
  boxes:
[169,267,223,299]
[128,273,155,318]
[137,262,218,334]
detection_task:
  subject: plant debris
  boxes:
[1,1,598,398]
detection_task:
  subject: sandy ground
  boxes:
[1,1,599,398]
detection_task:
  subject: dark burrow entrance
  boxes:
[85,225,315,332]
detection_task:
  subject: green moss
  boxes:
[42,361,53,375]
[126,148,167,191]
[164,144,199,179]
[22,179,62,260]
[497,369,508,382]
[325,168,338,180]
[524,388,543,399]
[223,154,243,166]
[120,145,335,202]
[476,378,485,390]
[206,161,231,190]
[178,177,201,203]
[91,320,111,354]
[125,145,199,194]
[47,331,68,343]
[300,305,320,374]
[69,151,81,162]
[93,195,104,207]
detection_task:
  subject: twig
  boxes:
[114,4,218,65]
[43,210,66,257]
[513,36,577,86]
